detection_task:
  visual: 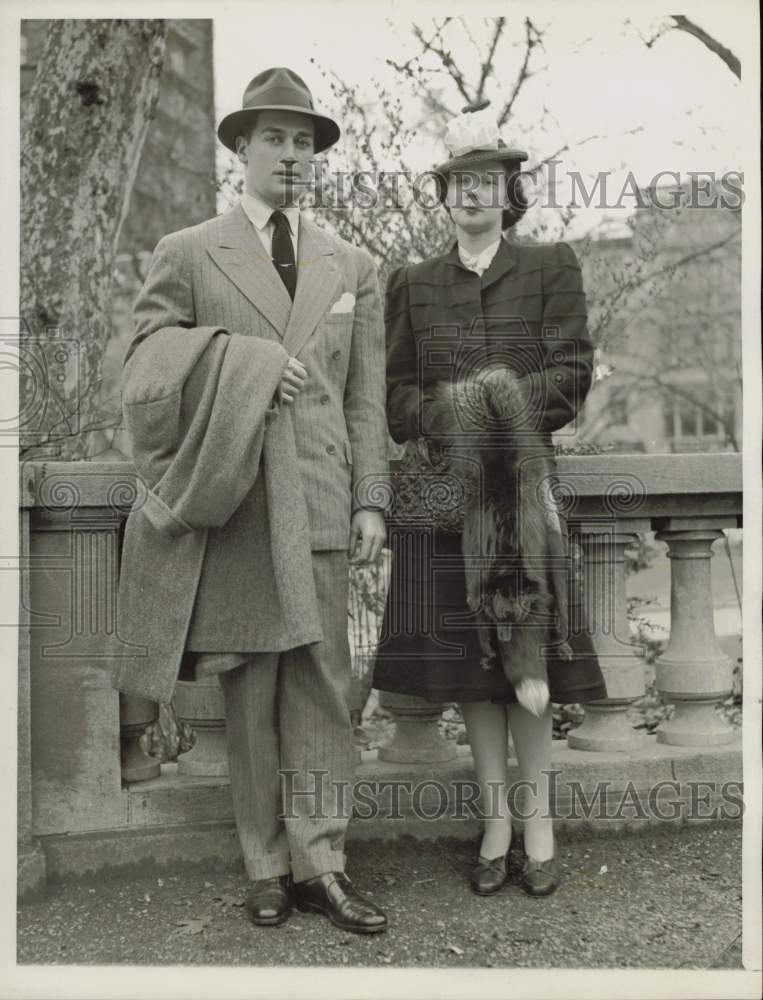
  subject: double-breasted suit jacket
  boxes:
[124,200,389,654]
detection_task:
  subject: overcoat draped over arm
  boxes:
[112,234,323,705]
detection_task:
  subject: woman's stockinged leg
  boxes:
[506,701,555,862]
[461,701,512,860]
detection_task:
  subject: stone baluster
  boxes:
[119,694,160,782]
[377,691,457,764]
[175,675,229,776]
[23,465,131,839]
[566,519,651,752]
[653,519,738,746]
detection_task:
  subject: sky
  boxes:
[211,2,751,238]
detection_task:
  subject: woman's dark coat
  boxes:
[385,237,592,446]
[373,236,608,706]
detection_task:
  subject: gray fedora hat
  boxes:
[217,67,340,154]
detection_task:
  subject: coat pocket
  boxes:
[324,310,355,325]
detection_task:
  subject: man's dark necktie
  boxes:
[270,210,296,300]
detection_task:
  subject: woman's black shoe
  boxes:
[470,845,511,895]
[244,874,292,926]
[471,829,524,895]
[519,852,560,897]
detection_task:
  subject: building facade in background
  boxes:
[569,187,741,454]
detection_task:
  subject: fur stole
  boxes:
[426,365,573,716]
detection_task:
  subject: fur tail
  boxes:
[481,365,530,428]
[515,678,550,717]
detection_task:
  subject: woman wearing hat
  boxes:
[373,108,607,898]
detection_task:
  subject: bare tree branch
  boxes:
[418,89,459,121]
[412,19,474,106]
[628,365,739,450]
[476,17,505,101]
[387,17,453,77]
[670,15,741,79]
[632,14,740,79]
[497,18,542,125]
[591,226,741,345]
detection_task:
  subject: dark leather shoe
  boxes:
[470,850,509,895]
[470,829,522,895]
[519,852,560,897]
[245,874,292,926]
[294,871,387,934]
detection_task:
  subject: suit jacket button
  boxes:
[332,350,341,360]
[320,394,330,404]
[326,444,337,455]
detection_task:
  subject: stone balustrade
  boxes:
[560,456,741,752]
[17,453,742,898]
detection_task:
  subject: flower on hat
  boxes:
[443,106,502,158]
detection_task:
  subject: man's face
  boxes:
[446,159,507,233]
[236,109,315,208]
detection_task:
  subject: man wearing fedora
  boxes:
[122,68,389,933]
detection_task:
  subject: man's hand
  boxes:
[277,357,308,405]
[348,509,386,565]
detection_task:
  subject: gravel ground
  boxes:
[17,822,743,969]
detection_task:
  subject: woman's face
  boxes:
[445,158,507,233]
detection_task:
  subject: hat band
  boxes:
[243,84,315,111]
[447,141,500,158]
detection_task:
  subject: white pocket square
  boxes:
[329,292,355,315]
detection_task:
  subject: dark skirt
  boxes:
[372,527,607,706]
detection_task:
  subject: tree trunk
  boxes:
[20,19,167,458]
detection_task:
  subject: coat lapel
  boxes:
[206,202,292,337]
[282,217,341,359]
[480,235,517,290]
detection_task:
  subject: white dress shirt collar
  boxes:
[458,237,502,277]
[240,191,300,246]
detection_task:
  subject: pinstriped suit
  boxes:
[132,200,388,555]
[131,200,388,881]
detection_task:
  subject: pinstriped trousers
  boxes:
[217,550,355,883]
